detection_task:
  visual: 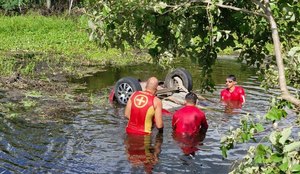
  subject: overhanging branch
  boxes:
[190,0,268,18]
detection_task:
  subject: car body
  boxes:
[109,68,193,113]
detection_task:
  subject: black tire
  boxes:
[164,68,193,91]
[114,77,142,105]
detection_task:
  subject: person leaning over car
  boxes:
[172,92,208,135]
[124,77,164,135]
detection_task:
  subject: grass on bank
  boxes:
[0,13,151,76]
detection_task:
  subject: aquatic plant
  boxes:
[25,90,42,98]
[21,99,37,110]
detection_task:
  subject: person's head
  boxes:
[226,74,237,89]
[145,77,159,94]
[185,92,198,105]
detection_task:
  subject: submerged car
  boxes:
[109,68,193,112]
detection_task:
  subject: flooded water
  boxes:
[0,58,297,173]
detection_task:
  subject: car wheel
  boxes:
[164,68,193,92]
[114,77,142,105]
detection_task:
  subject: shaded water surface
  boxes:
[0,58,296,173]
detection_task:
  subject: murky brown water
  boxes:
[0,57,297,173]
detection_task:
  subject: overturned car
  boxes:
[109,68,194,111]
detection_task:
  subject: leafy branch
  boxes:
[221,98,300,173]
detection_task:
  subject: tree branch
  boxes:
[190,0,268,18]
[251,0,300,108]
[282,94,300,108]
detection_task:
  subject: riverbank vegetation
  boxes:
[0,13,151,77]
[0,12,150,124]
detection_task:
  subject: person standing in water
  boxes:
[220,74,245,104]
[125,76,164,135]
[172,92,208,135]
[172,92,208,156]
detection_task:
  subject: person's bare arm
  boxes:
[240,88,246,104]
[154,97,163,132]
[153,132,163,163]
[124,98,132,119]
[241,95,246,104]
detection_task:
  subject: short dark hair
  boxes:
[185,92,197,104]
[227,74,236,81]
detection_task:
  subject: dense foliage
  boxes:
[87,0,299,94]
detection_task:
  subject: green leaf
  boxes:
[103,4,111,16]
[291,164,300,172]
[279,162,288,172]
[158,2,168,9]
[216,31,222,41]
[279,127,292,145]
[270,154,283,162]
[256,144,266,156]
[283,142,300,153]
[175,30,180,38]
[88,20,97,31]
[255,123,264,132]
[265,107,287,121]
[254,144,269,164]
[288,47,300,57]
[269,131,279,145]
[220,136,227,143]
[254,155,263,163]
[221,146,228,158]
[153,2,168,13]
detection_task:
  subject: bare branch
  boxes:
[282,94,300,109]
[205,0,214,46]
[191,0,268,18]
[215,3,266,18]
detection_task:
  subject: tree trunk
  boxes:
[206,0,300,108]
[69,0,74,14]
[46,0,51,10]
[254,0,300,108]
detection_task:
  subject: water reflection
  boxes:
[124,133,163,174]
[172,131,206,156]
[221,100,243,114]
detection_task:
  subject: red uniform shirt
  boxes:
[221,86,245,103]
[126,91,156,135]
[172,106,208,134]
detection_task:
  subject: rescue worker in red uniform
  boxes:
[172,92,208,134]
[220,75,246,113]
[125,77,164,135]
[172,92,208,156]
[124,77,164,172]
[220,74,245,103]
